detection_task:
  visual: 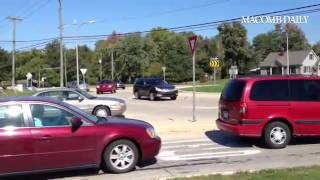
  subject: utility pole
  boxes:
[58,0,64,87]
[72,19,95,86]
[7,16,22,88]
[99,53,102,81]
[111,49,114,80]
[64,51,67,84]
[286,30,290,75]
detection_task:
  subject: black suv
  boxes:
[133,78,178,100]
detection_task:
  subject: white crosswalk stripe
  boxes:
[158,138,261,161]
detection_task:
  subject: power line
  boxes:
[4,3,320,44]
[14,3,320,50]
[100,0,231,23]
[22,0,52,20]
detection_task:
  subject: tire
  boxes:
[170,96,177,100]
[93,106,111,117]
[134,91,140,99]
[97,91,100,94]
[102,140,139,174]
[149,92,156,101]
[263,121,291,149]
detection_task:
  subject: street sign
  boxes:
[209,58,220,68]
[80,68,87,75]
[188,35,197,56]
[188,35,197,122]
[229,65,238,79]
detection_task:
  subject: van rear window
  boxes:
[221,80,246,101]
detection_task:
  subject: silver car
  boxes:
[33,88,126,117]
[66,81,89,91]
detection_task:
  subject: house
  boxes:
[259,50,320,75]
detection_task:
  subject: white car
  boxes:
[33,88,126,117]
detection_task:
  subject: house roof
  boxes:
[260,50,313,67]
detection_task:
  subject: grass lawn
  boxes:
[172,166,320,180]
[180,79,229,93]
[0,90,34,97]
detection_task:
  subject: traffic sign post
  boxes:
[229,65,238,79]
[188,35,197,122]
[80,68,87,84]
[162,66,166,81]
[209,57,220,85]
[26,72,32,88]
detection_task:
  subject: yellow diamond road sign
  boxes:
[209,58,220,68]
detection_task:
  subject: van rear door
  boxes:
[219,79,246,124]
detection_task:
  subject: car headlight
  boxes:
[119,102,126,107]
[146,127,157,138]
[155,87,163,92]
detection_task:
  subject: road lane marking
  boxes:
[181,106,218,110]
[162,139,213,145]
[158,149,261,161]
[162,143,217,149]
[203,147,230,150]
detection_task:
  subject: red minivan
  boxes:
[216,76,320,149]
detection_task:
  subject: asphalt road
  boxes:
[10,132,320,180]
[7,88,320,180]
[103,88,220,140]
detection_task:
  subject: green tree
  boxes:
[313,41,320,56]
[218,22,252,77]
[252,23,310,64]
[0,48,11,81]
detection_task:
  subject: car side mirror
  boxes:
[70,117,83,132]
[78,96,84,102]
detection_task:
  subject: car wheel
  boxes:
[170,96,177,100]
[93,106,111,117]
[102,140,139,174]
[122,87,125,90]
[149,92,156,101]
[97,91,100,94]
[263,121,291,149]
[134,91,140,99]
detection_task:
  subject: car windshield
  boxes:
[63,102,101,123]
[147,79,167,85]
[76,89,96,99]
[100,80,112,84]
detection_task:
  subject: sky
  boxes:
[0,0,320,51]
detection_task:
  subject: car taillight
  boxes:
[239,102,247,117]
[108,84,112,88]
[96,85,100,88]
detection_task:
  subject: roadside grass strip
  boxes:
[171,166,320,180]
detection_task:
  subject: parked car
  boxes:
[133,77,178,101]
[113,80,125,89]
[33,88,126,117]
[216,75,320,149]
[67,81,89,91]
[96,80,116,94]
[0,96,161,176]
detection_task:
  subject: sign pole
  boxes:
[192,51,196,122]
[188,35,197,122]
[213,67,216,85]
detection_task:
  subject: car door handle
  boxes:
[39,135,54,141]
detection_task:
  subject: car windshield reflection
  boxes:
[76,89,96,99]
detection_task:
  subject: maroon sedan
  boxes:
[97,80,116,94]
[0,97,161,176]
